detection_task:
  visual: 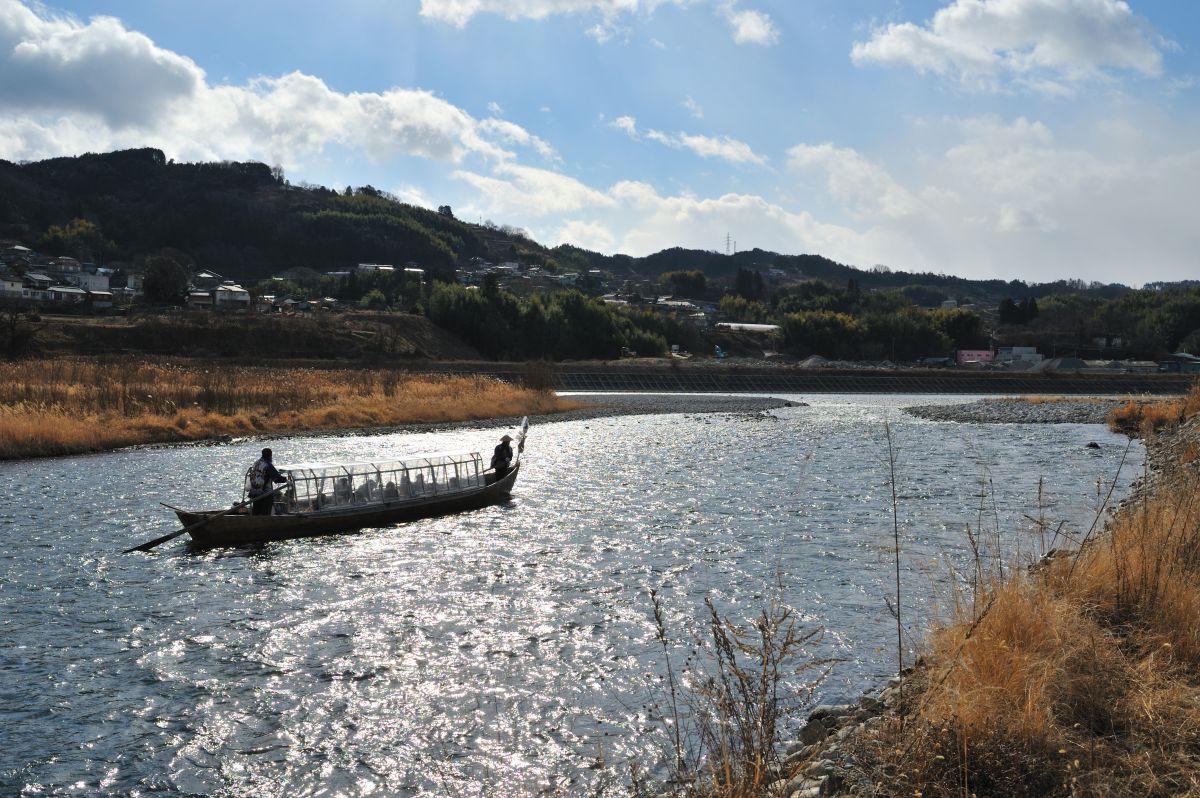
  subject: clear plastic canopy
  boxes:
[244,451,487,511]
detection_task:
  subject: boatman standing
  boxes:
[490,434,514,478]
[249,448,288,515]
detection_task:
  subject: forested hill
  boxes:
[0,148,1156,306]
[0,148,513,283]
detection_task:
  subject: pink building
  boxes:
[956,349,994,366]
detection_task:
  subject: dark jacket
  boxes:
[491,441,513,471]
[250,457,287,495]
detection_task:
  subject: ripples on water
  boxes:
[0,394,1142,796]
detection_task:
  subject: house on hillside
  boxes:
[75,271,110,292]
[356,263,395,275]
[213,282,251,309]
[50,256,81,276]
[24,272,53,292]
[187,290,214,309]
[49,285,87,304]
[1,272,23,297]
[192,270,224,291]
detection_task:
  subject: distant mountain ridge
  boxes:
[0,148,1167,305]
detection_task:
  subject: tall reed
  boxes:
[846,383,1200,797]
[647,587,830,798]
[0,358,583,459]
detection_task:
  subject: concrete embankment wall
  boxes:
[442,365,1192,395]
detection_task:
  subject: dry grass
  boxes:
[1108,386,1200,435]
[0,358,583,459]
[640,589,830,798]
[847,383,1200,797]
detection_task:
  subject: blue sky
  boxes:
[2,0,1197,285]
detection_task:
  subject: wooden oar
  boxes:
[124,484,286,553]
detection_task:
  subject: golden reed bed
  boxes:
[841,384,1200,798]
[0,359,580,460]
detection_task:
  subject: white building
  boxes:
[75,272,110,292]
[1,273,23,296]
[49,285,87,303]
[213,283,251,309]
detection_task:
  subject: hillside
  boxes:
[0,149,1155,310]
[33,310,483,361]
[0,149,529,283]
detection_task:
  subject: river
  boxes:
[0,394,1142,797]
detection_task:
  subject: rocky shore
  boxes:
[905,396,1130,424]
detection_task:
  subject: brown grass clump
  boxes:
[0,358,584,459]
[1108,382,1200,435]
[845,383,1200,797]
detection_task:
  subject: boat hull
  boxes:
[177,463,520,547]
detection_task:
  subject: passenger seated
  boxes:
[383,481,399,500]
[413,473,425,495]
[354,479,373,503]
[334,477,351,505]
[400,473,412,497]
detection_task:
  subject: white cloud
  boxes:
[420,0,663,28]
[851,0,1165,93]
[612,114,765,165]
[791,114,1200,283]
[0,2,562,171]
[454,162,617,218]
[0,0,203,127]
[646,129,767,165]
[610,115,639,137]
[553,114,1200,284]
[420,0,776,46]
[681,96,704,118]
[556,219,616,251]
[722,6,778,46]
[786,143,919,219]
[390,184,437,209]
[479,116,559,160]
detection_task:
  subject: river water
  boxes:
[0,394,1142,797]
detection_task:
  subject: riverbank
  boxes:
[0,358,803,460]
[781,387,1200,797]
[0,359,581,460]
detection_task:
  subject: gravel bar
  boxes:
[906,397,1129,424]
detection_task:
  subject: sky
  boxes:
[1,0,1197,286]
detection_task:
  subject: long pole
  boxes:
[123,484,286,553]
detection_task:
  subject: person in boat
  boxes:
[249,448,288,516]
[490,434,514,478]
[334,477,351,505]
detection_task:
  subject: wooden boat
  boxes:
[175,418,528,547]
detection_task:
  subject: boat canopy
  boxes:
[245,451,487,510]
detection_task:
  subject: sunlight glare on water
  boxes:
[0,394,1142,796]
